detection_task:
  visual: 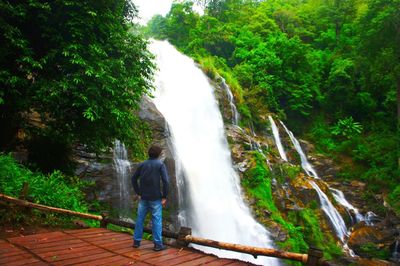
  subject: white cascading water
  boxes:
[279,121,349,242]
[150,40,279,265]
[113,140,132,217]
[280,121,318,178]
[219,75,240,126]
[330,188,364,224]
[309,181,348,242]
[365,211,381,226]
[268,116,288,162]
[392,240,400,260]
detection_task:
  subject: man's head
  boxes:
[148,145,162,159]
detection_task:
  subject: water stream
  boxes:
[331,188,364,224]
[280,121,318,178]
[150,40,279,265]
[113,140,133,218]
[219,75,240,126]
[278,121,349,243]
[268,116,288,162]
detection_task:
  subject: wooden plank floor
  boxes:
[0,228,254,265]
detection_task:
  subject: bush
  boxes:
[388,185,400,217]
[0,154,91,214]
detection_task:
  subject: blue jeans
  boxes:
[133,199,163,246]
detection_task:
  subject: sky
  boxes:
[132,0,174,25]
[132,0,203,25]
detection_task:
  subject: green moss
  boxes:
[387,185,400,217]
[359,243,390,260]
[242,152,308,257]
[242,152,342,261]
[286,209,342,260]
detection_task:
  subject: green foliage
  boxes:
[291,209,342,259]
[0,154,89,211]
[331,117,363,139]
[281,164,302,181]
[0,154,95,226]
[242,152,308,255]
[359,243,390,259]
[388,185,400,217]
[243,152,271,188]
[0,0,154,158]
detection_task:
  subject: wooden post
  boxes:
[19,182,29,200]
[100,212,109,228]
[18,182,31,217]
[177,227,192,247]
[306,247,323,266]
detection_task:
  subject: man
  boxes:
[131,145,169,251]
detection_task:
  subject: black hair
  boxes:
[148,145,162,159]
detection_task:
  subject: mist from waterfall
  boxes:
[113,140,133,218]
[149,40,279,265]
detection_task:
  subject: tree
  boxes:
[0,0,154,161]
[358,0,400,125]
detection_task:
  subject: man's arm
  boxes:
[131,164,142,196]
[160,163,169,199]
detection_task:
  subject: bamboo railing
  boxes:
[0,192,330,266]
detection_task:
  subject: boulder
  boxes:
[348,225,395,258]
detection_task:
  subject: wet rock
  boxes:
[348,225,395,258]
[350,181,367,189]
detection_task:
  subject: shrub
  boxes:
[0,154,91,216]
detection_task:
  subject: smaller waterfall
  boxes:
[268,116,288,161]
[113,140,132,218]
[220,76,240,126]
[279,121,349,242]
[310,181,348,241]
[365,211,381,226]
[392,240,400,260]
[331,188,364,224]
[280,121,318,178]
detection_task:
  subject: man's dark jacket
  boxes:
[131,159,169,201]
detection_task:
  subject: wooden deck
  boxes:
[0,228,253,265]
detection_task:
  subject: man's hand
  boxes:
[161,198,167,207]
[133,195,141,201]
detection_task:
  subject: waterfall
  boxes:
[268,116,288,162]
[279,121,349,242]
[309,181,348,241]
[392,239,400,260]
[150,40,279,265]
[280,121,318,178]
[113,140,132,218]
[219,75,240,126]
[365,211,381,226]
[330,188,364,224]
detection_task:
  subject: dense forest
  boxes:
[0,0,399,264]
[0,0,153,224]
[146,0,399,214]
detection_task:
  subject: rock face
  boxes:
[73,96,180,231]
[138,97,180,230]
[73,145,117,206]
